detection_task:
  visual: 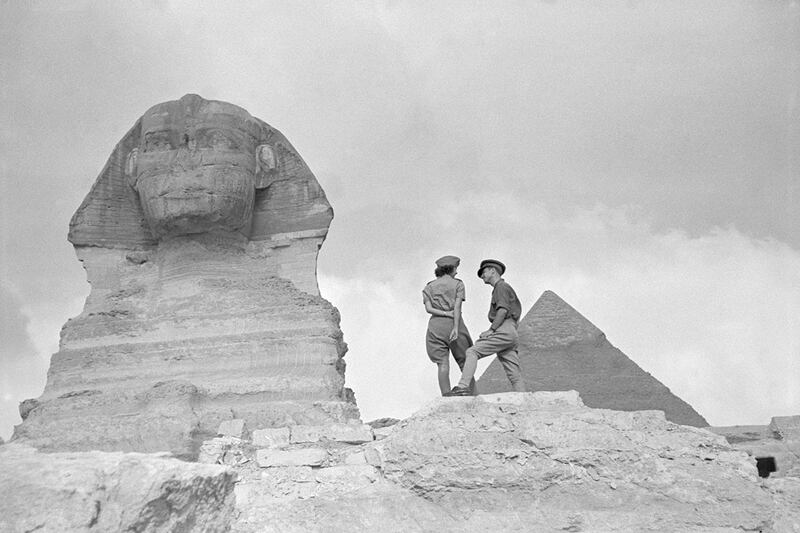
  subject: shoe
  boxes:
[443,385,471,397]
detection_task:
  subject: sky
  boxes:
[1,0,798,440]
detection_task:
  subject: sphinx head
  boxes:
[69,95,331,252]
[124,94,277,240]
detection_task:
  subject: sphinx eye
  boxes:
[143,131,172,152]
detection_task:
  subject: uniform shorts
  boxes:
[426,316,473,366]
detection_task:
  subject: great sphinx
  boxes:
[13,94,357,458]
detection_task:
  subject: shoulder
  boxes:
[495,280,516,295]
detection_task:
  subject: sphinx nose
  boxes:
[173,141,203,169]
[181,133,198,150]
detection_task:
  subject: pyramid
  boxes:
[477,290,708,427]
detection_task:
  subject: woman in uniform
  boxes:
[422,255,475,395]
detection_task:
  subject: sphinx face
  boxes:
[127,98,270,240]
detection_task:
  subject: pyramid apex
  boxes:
[519,290,605,348]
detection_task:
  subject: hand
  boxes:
[449,327,458,342]
[479,329,493,339]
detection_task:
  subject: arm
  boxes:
[480,307,507,338]
[450,297,464,341]
[423,293,454,318]
[490,307,508,331]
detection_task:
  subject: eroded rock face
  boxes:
[0,443,235,533]
[373,392,764,530]
[226,392,796,532]
[13,95,357,458]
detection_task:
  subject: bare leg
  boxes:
[457,347,479,390]
[437,361,451,395]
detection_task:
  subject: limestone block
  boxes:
[326,423,374,443]
[218,418,247,438]
[252,427,290,449]
[256,447,327,467]
[290,425,323,444]
[290,423,373,444]
[372,426,395,440]
[344,451,367,465]
[314,465,380,489]
[261,466,315,483]
[0,443,234,533]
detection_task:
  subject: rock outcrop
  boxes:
[0,443,235,532]
[13,95,357,458]
[217,392,796,532]
[479,290,708,426]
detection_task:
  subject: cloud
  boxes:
[320,197,800,425]
[0,284,50,440]
[1,1,796,432]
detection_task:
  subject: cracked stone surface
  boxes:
[0,443,235,533]
[228,392,797,532]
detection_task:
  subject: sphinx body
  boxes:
[13,95,357,458]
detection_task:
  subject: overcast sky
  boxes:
[1,1,798,439]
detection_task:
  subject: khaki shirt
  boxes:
[489,279,521,323]
[422,276,466,312]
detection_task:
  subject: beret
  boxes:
[435,255,460,268]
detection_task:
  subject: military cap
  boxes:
[477,259,506,277]
[435,255,461,268]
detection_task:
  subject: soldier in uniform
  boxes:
[422,255,475,395]
[445,259,525,396]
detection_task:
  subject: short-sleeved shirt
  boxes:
[489,279,521,323]
[422,276,466,312]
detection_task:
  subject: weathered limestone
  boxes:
[256,447,328,467]
[0,443,235,533]
[479,290,708,426]
[290,423,373,444]
[252,427,290,449]
[13,95,358,458]
[228,392,797,532]
[198,436,248,466]
[710,415,800,478]
[218,419,247,439]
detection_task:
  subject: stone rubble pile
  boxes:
[195,393,800,533]
[198,419,390,511]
